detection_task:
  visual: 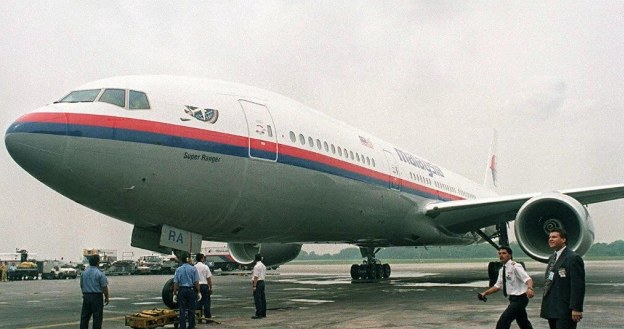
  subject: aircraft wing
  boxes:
[424,184,624,233]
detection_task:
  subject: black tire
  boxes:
[382,264,391,278]
[350,264,359,280]
[488,261,502,287]
[161,278,178,309]
[366,264,377,280]
[357,264,367,279]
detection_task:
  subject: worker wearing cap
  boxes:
[80,255,109,329]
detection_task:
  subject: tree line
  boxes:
[296,240,624,261]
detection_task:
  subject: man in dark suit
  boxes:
[540,228,585,329]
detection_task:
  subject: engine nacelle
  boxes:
[227,243,302,268]
[514,193,594,263]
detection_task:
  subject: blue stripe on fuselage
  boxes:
[8,121,447,201]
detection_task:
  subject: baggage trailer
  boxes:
[125,309,211,329]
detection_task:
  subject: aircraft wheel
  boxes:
[366,264,377,280]
[382,264,391,278]
[375,264,383,279]
[488,261,502,287]
[161,278,178,309]
[358,264,367,279]
[350,264,359,280]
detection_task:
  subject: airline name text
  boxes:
[394,148,445,177]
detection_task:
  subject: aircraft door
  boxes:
[238,100,278,161]
[383,149,401,190]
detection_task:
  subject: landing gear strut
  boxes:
[350,247,391,280]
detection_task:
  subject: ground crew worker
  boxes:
[173,255,200,329]
[479,246,535,329]
[0,262,7,282]
[251,253,267,319]
[8,263,16,281]
[194,253,213,321]
[80,254,109,329]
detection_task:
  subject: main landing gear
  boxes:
[350,247,391,281]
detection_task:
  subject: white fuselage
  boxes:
[5,76,498,248]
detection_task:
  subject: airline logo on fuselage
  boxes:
[184,105,219,123]
[394,148,445,178]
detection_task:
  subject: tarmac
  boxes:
[0,260,622,329]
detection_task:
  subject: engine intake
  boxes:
[514,193,594,263]
[227,243,302,267]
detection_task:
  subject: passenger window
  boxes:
[337,147,342,157]
[98,89,126,108]
[267,125,273,137]
[308,137,314,148]
[289,131,296,143]
[331,144,336,154]
[299,134,305,145]
[324,141,329,152]
[57,89,101,103]
[316,139,321,150]
[129,90,150,109]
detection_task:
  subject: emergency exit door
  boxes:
[238,100,278,161]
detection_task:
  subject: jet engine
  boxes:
[514,193,595,263]
[227,243,302,268]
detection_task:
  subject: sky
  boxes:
[1,1,623,261]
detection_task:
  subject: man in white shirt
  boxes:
[194,253,213,321]
[251,253,266,319]
[479,246,535,329]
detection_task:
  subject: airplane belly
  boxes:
[52,136,248,230]
[210,158,447,245]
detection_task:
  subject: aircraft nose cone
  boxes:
[5,112,69,183]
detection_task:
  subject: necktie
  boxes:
[502,264,507,297]
[543,253,556,296]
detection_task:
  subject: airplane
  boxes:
[5,75,624,305]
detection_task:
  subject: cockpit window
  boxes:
[98,89,126,107]
[56,88,150,110]
[129,90,150,109]
[57,89,101,103]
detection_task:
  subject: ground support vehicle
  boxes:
[13,262,39,280]
[106,260,137,276]
[41,260,78,279]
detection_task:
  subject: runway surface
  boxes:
[0,260,622,328]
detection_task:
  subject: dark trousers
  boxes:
[198,284,211,318]
[496,294,533,329]
[80,293,103,329]
[548,318,577,329]
[253,280,266,316]
[178,287,196,329]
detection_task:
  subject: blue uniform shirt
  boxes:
[80,266,108,293]
[174,263,199,287]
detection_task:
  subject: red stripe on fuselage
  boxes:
[17,112,463,201]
